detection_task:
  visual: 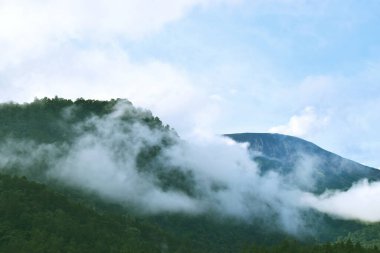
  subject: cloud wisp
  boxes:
[269,106,329,138]
[302,180,380,223]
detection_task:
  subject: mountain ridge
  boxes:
[225,132,380,193]
[225,132,369,166]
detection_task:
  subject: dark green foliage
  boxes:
[149,213,292,253]
[0,97,187,192]
[136,144,198,197]
[242,239,380,253]
[0,173,284,253]
[339,223,380,249]
[1,98,380,252]
[0,97,116,143]
[0,97,169,144]
[0,173,171,253]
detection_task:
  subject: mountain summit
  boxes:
[226,133,380,193]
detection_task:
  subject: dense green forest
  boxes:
[0,97,379,252]
[0,174,170,253]
[339,224,380,250]
[243,239,380,253]
[1,173,379,253]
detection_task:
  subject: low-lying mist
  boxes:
[302,180,380,222]
[0,100,379,235]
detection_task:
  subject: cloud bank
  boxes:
[303,180,380,222]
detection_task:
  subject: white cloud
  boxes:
[0,103,310,233]
[1,0,380,169]
[284,71,380,168]
[303,180,380,222]
[0,0,238,135]
[0,44,222,135]
[269,106,329,138]
[0,0,235,68]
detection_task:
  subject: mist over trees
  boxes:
[0,97,380,252]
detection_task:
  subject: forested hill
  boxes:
[0,98,380,252]
[0,98,290,252]
[226,133,380,193]
[0,97,191,195]
[0,97,168,143]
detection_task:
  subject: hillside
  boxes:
[226,133,380,193]
[340,223,380,249]
[0,97,193,195]
[0,174,170,253]
[0,98,294,252]
[0,98,379,252]
[0,175,378,253]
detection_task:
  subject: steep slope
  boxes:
[225,133,380,193]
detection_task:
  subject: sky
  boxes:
[0,0,380,168]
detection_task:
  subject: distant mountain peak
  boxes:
[225,133,380,193]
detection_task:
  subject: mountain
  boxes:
[0,98,294,252]
[225,133,380,193]
[0,98,379,252]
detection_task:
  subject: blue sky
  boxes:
[0,0,380,167]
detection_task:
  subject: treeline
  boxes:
[0,97,167,143]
